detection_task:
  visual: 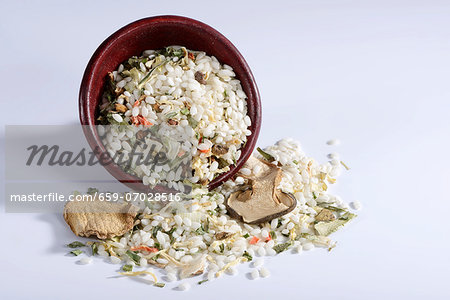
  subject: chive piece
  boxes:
[273,242,292,254]
[243,233,250,238]
[312,192,317,199]
[70,249,83,256]
[256,147,275,162]
[269,231,277,240]
[197,279,208,285]
[67,241,85,248]
[122,264,133,272]
[125,250,141,265]
[166,227,177,243]
[154,282,165,288]
[242,251,253,261]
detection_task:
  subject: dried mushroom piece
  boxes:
[215,232,232,240]
[63,198,138,239]
[315,208,336,222]
[226,157,297,224]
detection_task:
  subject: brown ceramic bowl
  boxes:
[79,15,261,192]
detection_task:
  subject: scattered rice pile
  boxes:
[68,138,357,288]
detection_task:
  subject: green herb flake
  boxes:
[273,242,292,254]
[243,233,250,238]
[87,187,98,195]
[187,115,199,128]
[127,56,149,69]
[277,218,283,228]
[160,47,185,58]
[154,282,165,288]
[70,249,83,256]
[242,251,253,261]
[154,242,162,250]
[103,72,117,104]
[67,241,85,248]
[219,244,225,253]
[165,227,177,243]
[312,192,317,199]
[122,264,133,272]
[180,108,190,115]
[91,243,99,256]
[257,147,275,162]
[125,250,141,265]
[197,279,208,285]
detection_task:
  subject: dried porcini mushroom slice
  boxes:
[63,198,138,239]
[226,157,297,224]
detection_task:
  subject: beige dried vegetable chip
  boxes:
[63,198,138,239]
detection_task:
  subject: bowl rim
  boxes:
[79,15,261,191]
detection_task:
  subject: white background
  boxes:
[1,0,449,299]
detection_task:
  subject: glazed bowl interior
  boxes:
[79,15,261,192]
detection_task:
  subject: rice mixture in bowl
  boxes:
[97,46,252,191]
